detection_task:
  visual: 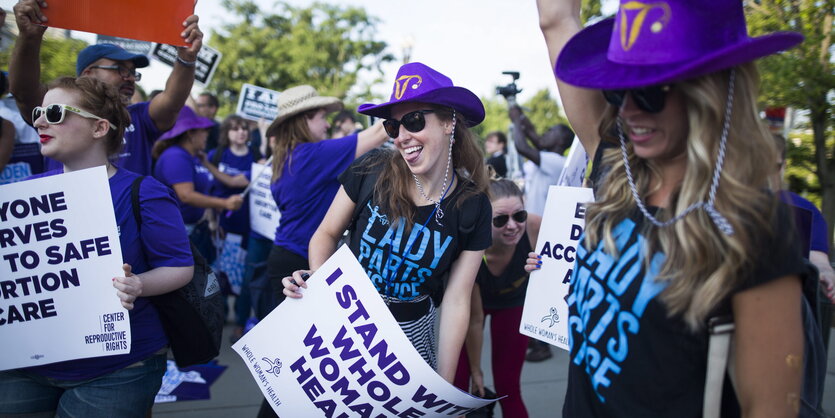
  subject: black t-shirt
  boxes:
[339,152,492,313]
[563,204,806,417]
[477,230,532,310]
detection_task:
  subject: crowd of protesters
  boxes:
[0,0,833,417]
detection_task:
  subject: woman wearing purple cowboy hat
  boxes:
[282,62,492,383]
[533,0,818,416]
[152,106,245,263]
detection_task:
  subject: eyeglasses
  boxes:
[602,85,671,114]
[492,210,527,228]
[382,110,434,139]
[89,64,142,81]
[33,104,115,130]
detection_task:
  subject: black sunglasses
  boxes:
[492,210,527,228]
[383,110,434,139]
[602,85,671,114]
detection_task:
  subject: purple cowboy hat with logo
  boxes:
[159,106,215,141]
[555,0,803,90]
[358,62,485,126]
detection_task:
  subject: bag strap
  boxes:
[703,316,735,418]
[346,166,378,234]
[131,175,145,227]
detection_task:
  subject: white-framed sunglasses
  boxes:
[32,104,115,130]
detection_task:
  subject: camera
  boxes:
[496,71,522,101]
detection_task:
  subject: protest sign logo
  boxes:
[541,307,560,328]
[262,357,282,377]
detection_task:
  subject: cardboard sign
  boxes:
[520,186,594,350]
[42,0,192,46]
[0,166,131,370]
[236,84,280,122]
[233,245,495,417]
[249,163,280,240]
[96,35,154,56]
[150,43,222,86]
[557,137,589,188]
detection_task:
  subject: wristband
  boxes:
[176,56,197,67]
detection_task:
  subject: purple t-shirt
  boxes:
[45,102,161,175]
[208,148,253,235]
[154,145,213,224]
[25,168,193,380]
[780,191,830,254]
[271,134,357,258]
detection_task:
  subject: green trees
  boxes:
[746,0,835,250]
[207,0,394,116]
[0,35,88,83]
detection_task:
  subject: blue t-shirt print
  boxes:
[568,217,667,403]
[356,201,455,300]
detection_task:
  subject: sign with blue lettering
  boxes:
[519,185,594,350]
[232,245,496,417]
[236,84,280,122]
[0,166,131,370]
[248,162,280,240]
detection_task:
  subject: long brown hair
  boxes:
[373,105,489,226]
[269,110,318,182]
[584,63,779,330]
[47,77,130,158]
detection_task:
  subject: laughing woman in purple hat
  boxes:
[283,62,492,383]
[152,107,245,262]
[533,0,821,416]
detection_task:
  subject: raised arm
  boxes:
[509,105,543,165]
[354,121,388,158]
[536,0,606,158]
[437,249,483,383]
[10,0,49,123]
[147,15,203,132]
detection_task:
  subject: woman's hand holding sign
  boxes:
[282,270,312,299]
[524,252,542,273]
[113,263,143,310]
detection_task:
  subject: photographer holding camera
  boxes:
[509,105,574,217]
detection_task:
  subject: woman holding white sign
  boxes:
[0,77,194,417]
[454,178,541,417]
[536,0,816,416]
[284,62,493,384]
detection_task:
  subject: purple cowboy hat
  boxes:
[159,106,215,141]
[358,62,485,126]
[555,0,803,90]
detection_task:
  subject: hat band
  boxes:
[279,91,319,112]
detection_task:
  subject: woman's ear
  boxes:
[92,119,111,139]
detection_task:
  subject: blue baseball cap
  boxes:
[76,44,150,76]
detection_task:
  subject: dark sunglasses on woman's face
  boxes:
[602,84,671,114]
[382,110,435,138]
[492,210,527,228]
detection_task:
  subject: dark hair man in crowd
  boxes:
[196,92,221,150]
[331,110,360,138]
[10,0,203,176]
[484,131,508,178]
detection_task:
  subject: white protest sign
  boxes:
[0,166,131,370]
[520,185,594,351]
[249,162,279,240]
[150,43,222,86]
[233,245,494,417]
[236,84,280,122]
[556,137,589,188]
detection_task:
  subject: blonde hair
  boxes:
[584,63,779,330]
[372,106,489,226]
[270,110,317,182]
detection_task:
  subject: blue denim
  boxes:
[235,234,272,326]
[0,354,166,417]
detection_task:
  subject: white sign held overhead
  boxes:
[0,166,131,371]
[236,84,280,122]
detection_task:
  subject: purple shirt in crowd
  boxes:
[25,168,193,380]
[780,190,830,254]
[208,148,253,235]
[154,145,213,225]
[271,134,357,259]
[44,102,161,175]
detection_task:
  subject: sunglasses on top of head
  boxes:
[602,84,672,114]
[492,210,527,228]
[382,110,435,138]
[33,104,115,130]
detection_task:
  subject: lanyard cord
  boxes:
[383,171,456,301]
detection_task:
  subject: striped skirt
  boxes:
[396,298,438,370]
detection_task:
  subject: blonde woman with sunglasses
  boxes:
[0,77,193,417]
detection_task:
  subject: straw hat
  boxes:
[273,85,343,125]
